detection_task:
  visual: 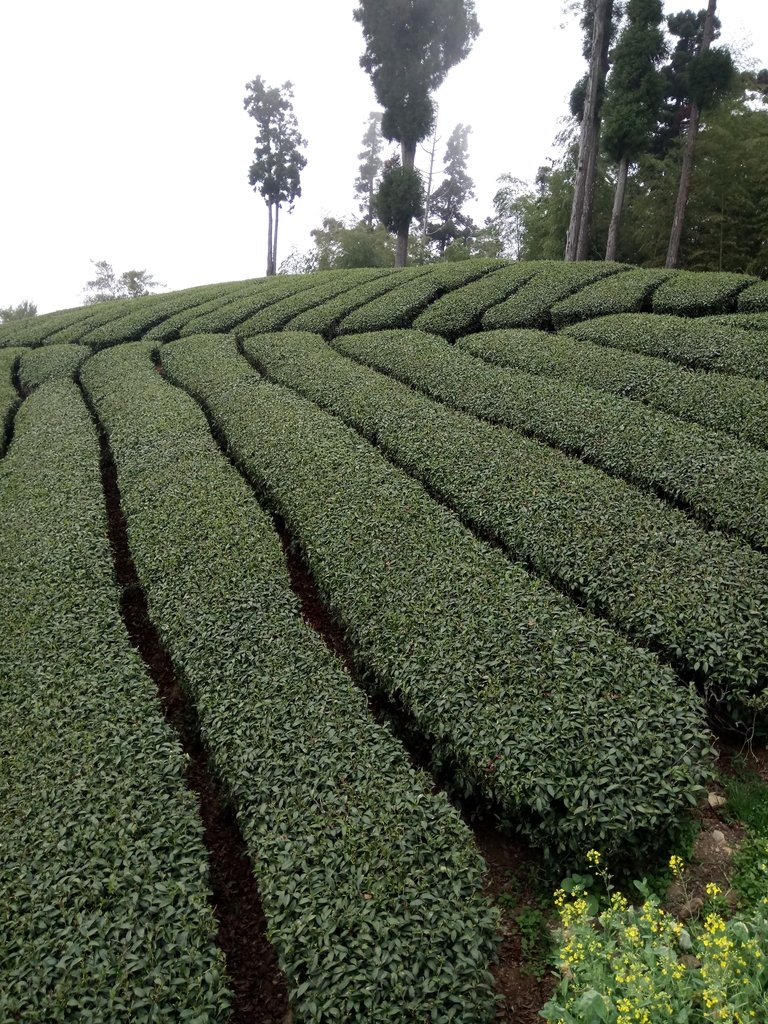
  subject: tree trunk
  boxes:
[665,0,717,269]
[421,125,439,241]
[566,0,614,261]
[266,202,274,276]
[396,140,418,268]
[273,202,280,276]
[576,139,599,260]
[605,155,629,261]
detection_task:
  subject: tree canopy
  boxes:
[0,300,37,322]
[354,0,479,265]
[83,261,161,304]
[244,77,307,276]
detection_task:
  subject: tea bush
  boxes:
[651,269,757,316]
[234,268,390,336]
[412,262,540,339]
[481,261,625,330]
[287,266,423,335]
[550,267,674,329]
[566,313,768,379]
[18,343,90,388]
[738,280,768,313]
[246,330,768,722]
[82,340,499,1024]
[0,379,230,1022]
[333,329,768,552]
[0,347,22,453]
[165,333,714,860]
[335,259,502,334]
[460,328,768,449]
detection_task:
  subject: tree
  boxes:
[490,175,531,260]
[83,260,161,304]
[354,112,386,228]
[0,300,37,322]
[244,77,307,276]
[374,157,425,247]
[665,0,735,267]
[565,0,615,260]
[602,0,667,260]
[353,0,480,266]
[310,216,395,270]
[426,124,476,256]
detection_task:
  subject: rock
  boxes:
[708,792,727,810]
[711,829,733,855]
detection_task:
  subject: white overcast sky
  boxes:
[1,0,765,314]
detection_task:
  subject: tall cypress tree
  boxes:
[354,112,385,228]
[244,77,307,276]
[566,0,615,261]
[427,124,476,255]
[353,0,480,266]
[602,0,667,261]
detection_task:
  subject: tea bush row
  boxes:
[481,261,625,331]
[566,313,768,380]
[549,268,675,328]
[233,268,393,337]
[0,347,22,454]
[460,328,768,450]
[179,275,323,336]
[0,378,230,1022]
[411,263,540,339]
[286,267,425,336]
[0,306,90,348]
[82,340,499,1024]
[18,343,91,389]
[80,283,243,348]
[334,259,503,334]
[738,280,768,312]
[333,329,768,551]
[650,269,757,316]
[245,330,768,723]
[144,282,258,341]
[704,312,768,333]
[164,333,713,860]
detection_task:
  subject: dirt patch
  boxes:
[476,828,557,1023]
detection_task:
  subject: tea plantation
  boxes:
[2,260,767,1022]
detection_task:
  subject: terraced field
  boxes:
[2,260,767,1023]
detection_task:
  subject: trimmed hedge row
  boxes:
[459,329,768,450]
[332,329,768,551]
[165,332,713,860]
[18,344,91,390]
[0,348,22,456]
[412,262,541,340]
[82,340,499,1024]
[651,270,757,316]
[245,331,768,720]
[233,269,394,337]
[145,283,258,341]
[0,307,89,349]
[42,297,138,346]
[334,259,504,335]
[549,268,675,329]
[738,281,768,313]
[565,313,768,380]
[179,275,324,336]
[704,313,768,333]
[286,267,425,336]
[80,284,246,348]
[0,379,230,1022]
[481,261,626,331]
